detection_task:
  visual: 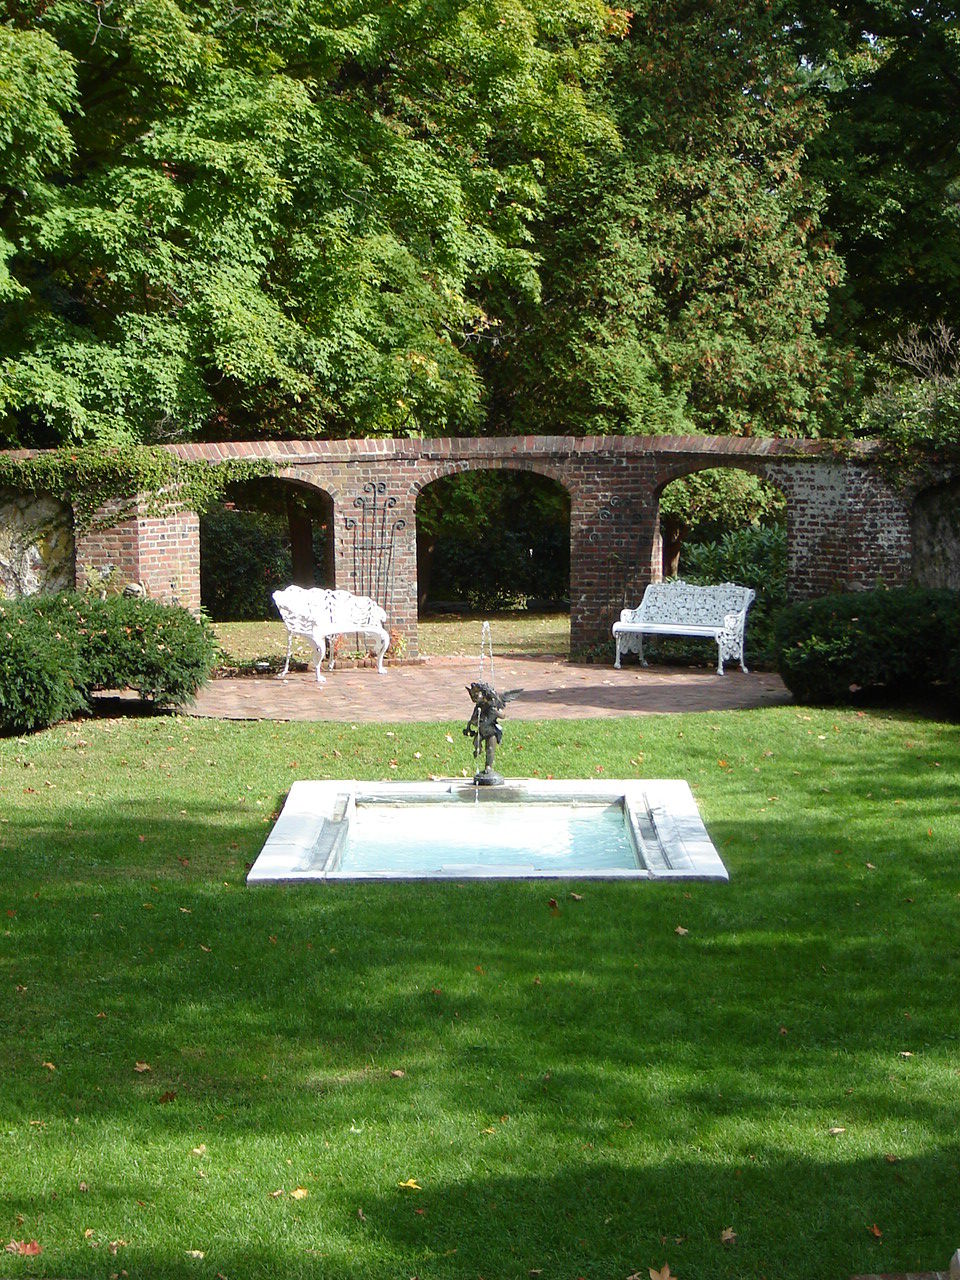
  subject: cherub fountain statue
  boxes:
[464,678,523,786]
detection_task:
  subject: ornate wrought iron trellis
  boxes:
[344,481,406,618]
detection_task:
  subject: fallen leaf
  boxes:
[185,1249,205,1258]
[779,1025,788,1035]
[548,897,559,910]
[720,1226,737,1245]
[356,1208,366,1221]
[884,1153,899,1164]
[390,1069,405,1078]
[868,1224,882,1238]
[42,1061,56,1071]
[108,1240,127,1254]
[445,734,454,744]
[290,1187,308,1200]
[674,925,688,936]
[481,1127,496,1135]
[84,1229,95,1239]
[866,862,876,870]
[158,1091,177,1105]
[191,1145,206,1156]
[5,1241,42,1256]
[268,1189,284,1199]
[898,1050,914,1059]
[134,1061,151,1073]
[647,1266,676,1280]
[569,892,583,901]
[78,1181,88,1192]
[828,1126,845,1136]
[398,1179,421,1190]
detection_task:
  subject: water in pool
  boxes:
[341,799,637,875]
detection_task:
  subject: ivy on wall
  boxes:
[0,445,280,530]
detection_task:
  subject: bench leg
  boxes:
[374,630,389,674]
[315,635,329,679]
[638,635,647,668]
[716,643,724,677]
[614,637,622,669]
[279,633,294,679]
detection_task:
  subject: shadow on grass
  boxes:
[0,1147,956,1280]
[2,711,959,1280]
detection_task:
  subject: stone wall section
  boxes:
[911,477,960,590]
[0,437,921,655]
[0,488,74,597]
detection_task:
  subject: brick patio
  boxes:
[186,655,792,722]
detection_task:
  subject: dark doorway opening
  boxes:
[200,479,334,621]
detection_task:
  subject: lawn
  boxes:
[213,610,571,666]
[1,706,959,1280]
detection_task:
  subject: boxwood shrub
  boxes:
[0,601,87,735]
[0,593,220,734]
[774,586,960,706]
[63,594,220,706]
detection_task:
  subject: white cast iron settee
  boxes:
[272,586,390,684]
[612,580,756,675]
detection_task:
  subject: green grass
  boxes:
[1,707,959,1280]
[213,610,570,666]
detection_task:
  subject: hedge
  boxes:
[774,586,960,707]
[0,593,219,735]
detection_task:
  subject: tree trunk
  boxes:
[660,515,686,579]
[287,501,315,587]
[417,525,436,612]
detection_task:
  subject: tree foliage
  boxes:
[0,0,613,446]
[797,1,960,354]
[482,0,845,438]
[0,0,955,454]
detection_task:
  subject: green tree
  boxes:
[0,0,613,448]
[483,0,844,439]
[796,1,960,355]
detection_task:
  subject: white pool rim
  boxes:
[246,778,729,883]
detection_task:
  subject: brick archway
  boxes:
[64,435,912,657]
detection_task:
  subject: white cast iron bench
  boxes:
[613,580,756,675]
[272,586,390,684]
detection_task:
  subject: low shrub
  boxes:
[0,593,220,734]
[68,594,220,706]
[0,600,87,735]
[774,586,960,706]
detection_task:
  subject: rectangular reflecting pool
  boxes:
[246,779,729,882]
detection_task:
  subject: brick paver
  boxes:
[186,656,791,722]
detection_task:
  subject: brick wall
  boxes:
[75,499,200,610]
[0,436,919,656]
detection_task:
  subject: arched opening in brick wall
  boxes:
[654,465,786,579]
[911,477,960,590]
[199,476,334,621]
[649,464,788,667]
[414,467,571,642]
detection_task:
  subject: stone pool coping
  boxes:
[246,778,729,883]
